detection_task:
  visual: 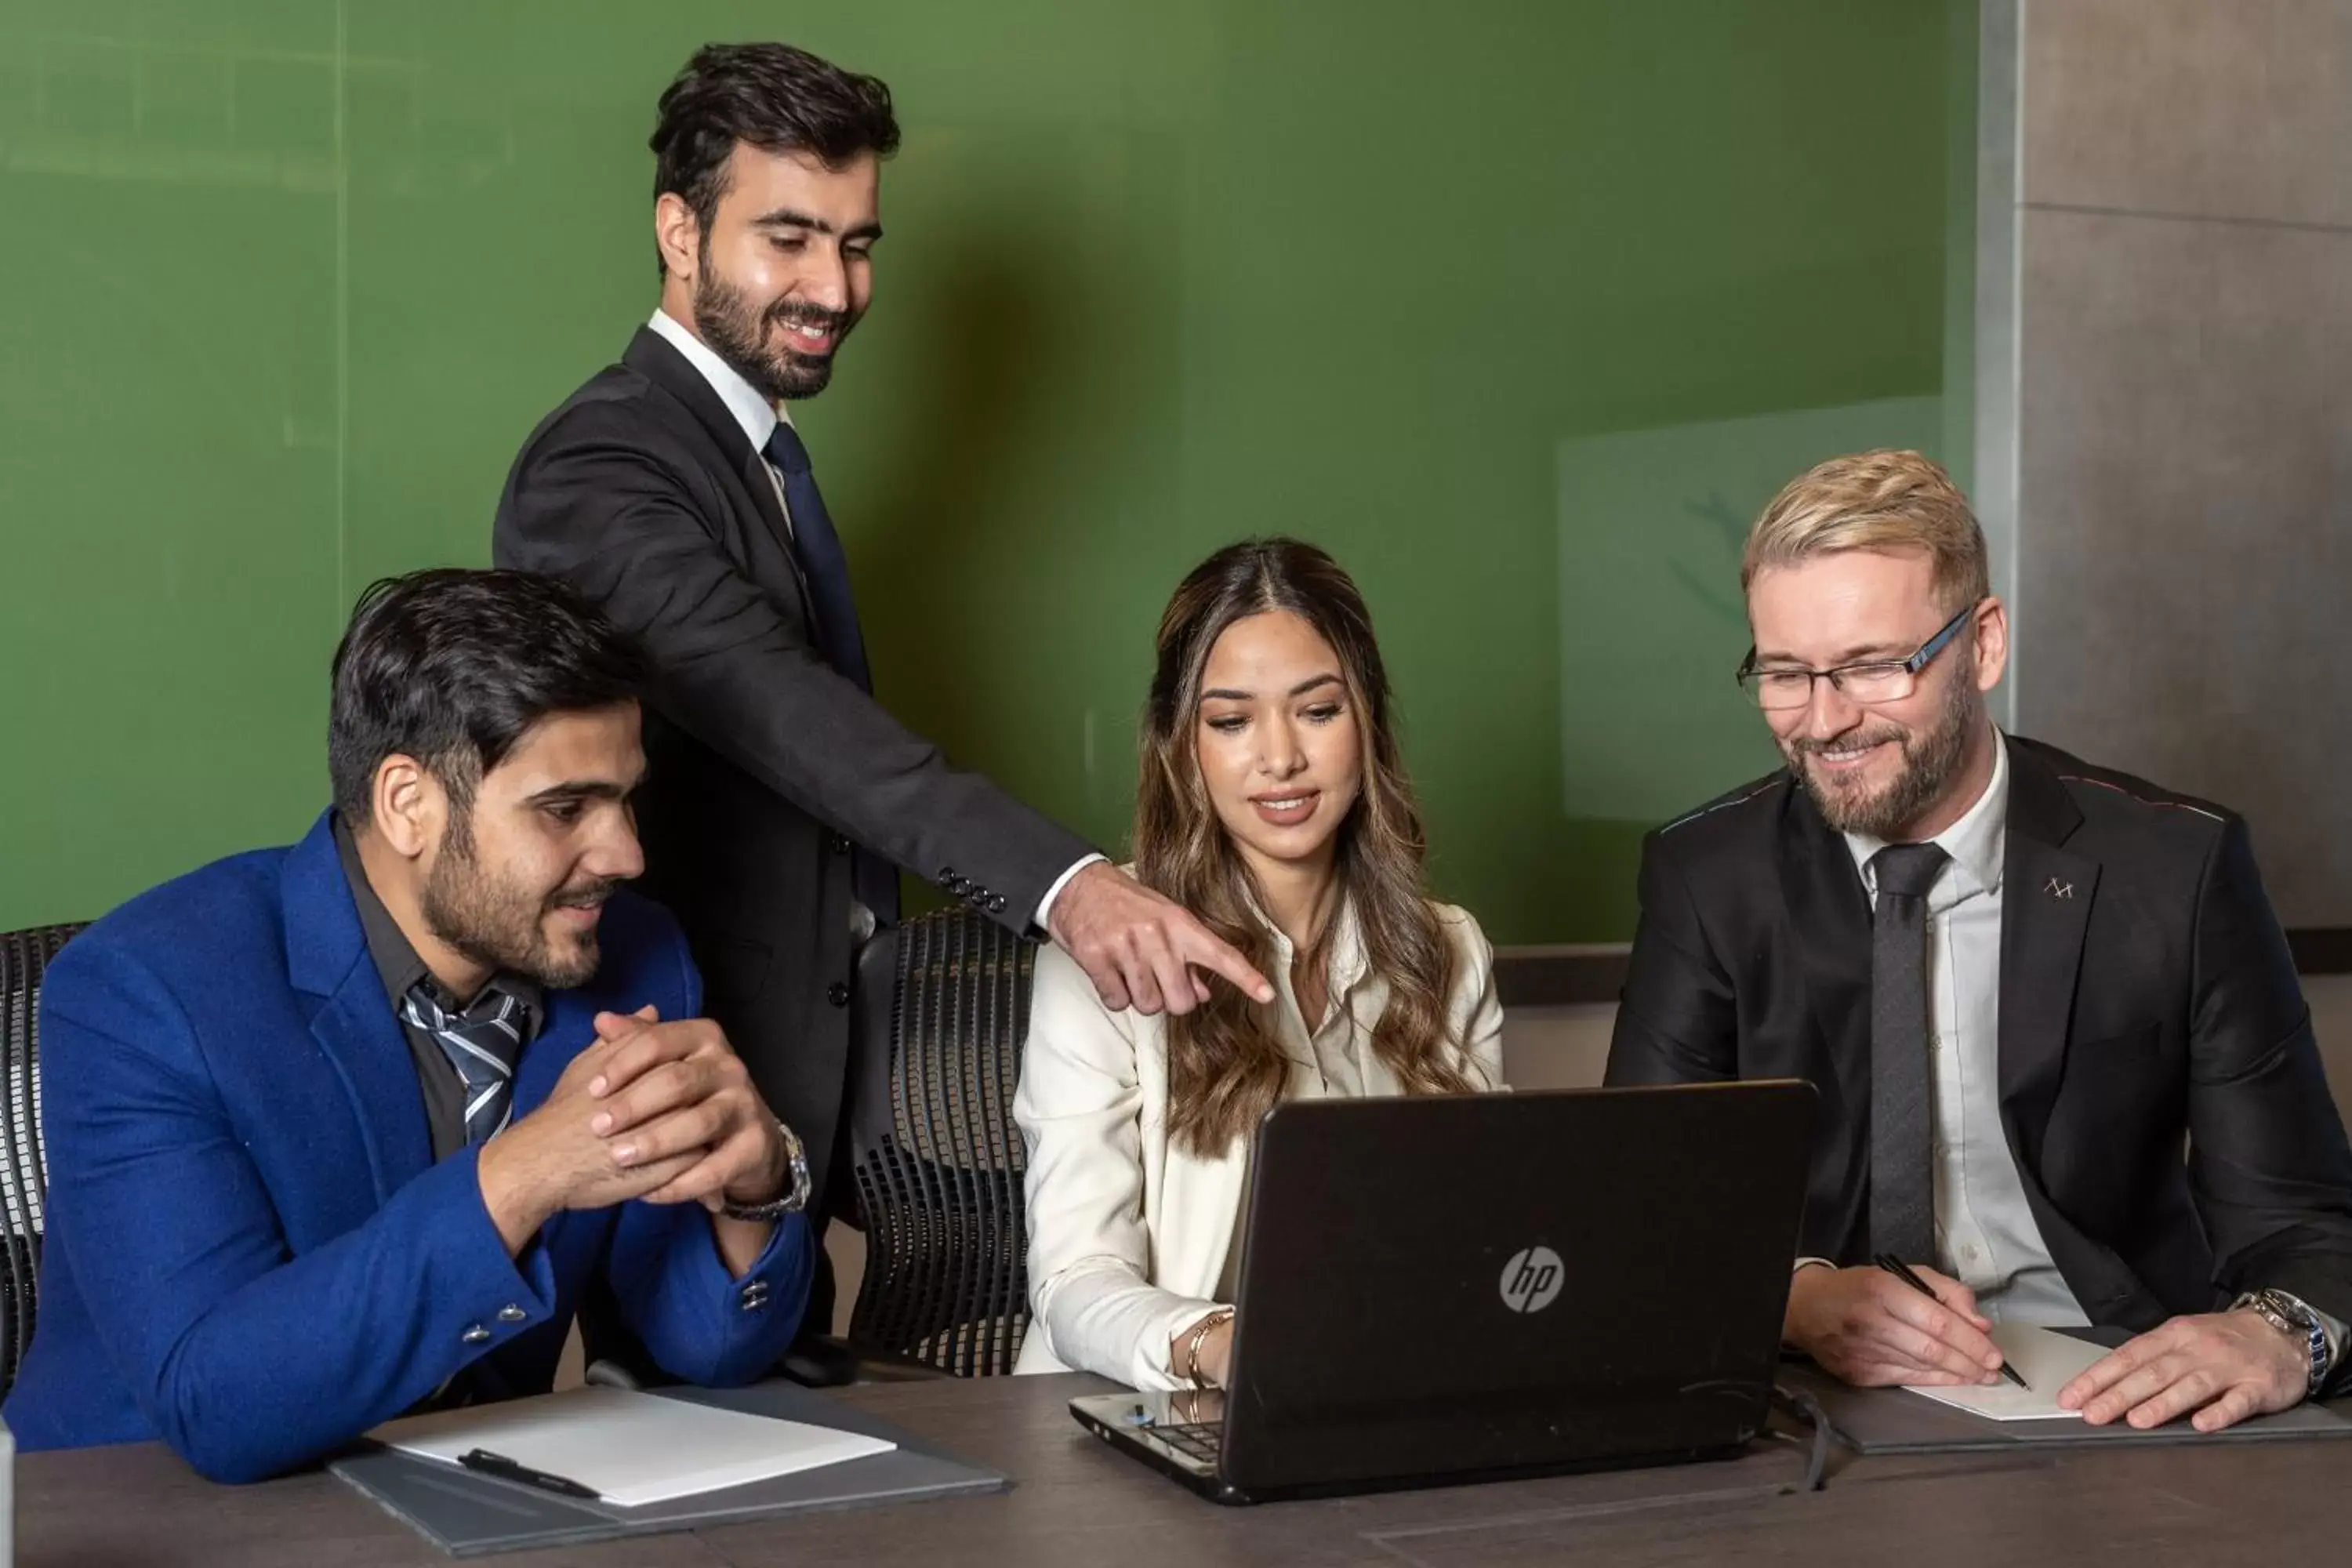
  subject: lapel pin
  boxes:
[2044,877,2074,900]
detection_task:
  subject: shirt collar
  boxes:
[1246,883,1371,1013]
[330,811,544,1025]
[1843,727,2011,902]
[645,307,795,455]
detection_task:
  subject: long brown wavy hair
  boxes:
[1137,538,1477,1156]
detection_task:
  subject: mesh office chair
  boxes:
[845,909,1038,1377]
[0,922,82,1396]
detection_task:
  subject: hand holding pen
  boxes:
[1782,1254,2020,1388]
[1875,1253,2028,1388]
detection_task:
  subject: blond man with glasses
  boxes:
[1606,449,2352,1432]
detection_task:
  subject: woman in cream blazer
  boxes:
[1013,539,1505,1391]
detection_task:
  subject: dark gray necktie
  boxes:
[1868,842,1950,1264]
[401,983,532,1145]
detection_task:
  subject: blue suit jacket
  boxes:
[3,811,813,1479]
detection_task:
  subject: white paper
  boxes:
[369,1387,895,1507]
[1901,1323,2112,1421]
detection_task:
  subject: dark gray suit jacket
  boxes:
[494,326,1091,1216]
[1606,734,2352,1334]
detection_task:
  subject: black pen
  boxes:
[457,1447,603,1501]
[1872,1253,2030,1390]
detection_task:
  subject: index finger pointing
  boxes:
[1176,923,1274,1004]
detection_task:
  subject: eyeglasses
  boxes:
[1736,603,1976,712]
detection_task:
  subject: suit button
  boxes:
[497,1304,528,1323]
[831,833,851,856]
[827,982,851,1007]
[462,1324,491,1345]
[986,894,1007,915]
[938,866,958,884]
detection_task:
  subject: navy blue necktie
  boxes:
[762,420,899,924]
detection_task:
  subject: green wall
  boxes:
[0,1,1974,941]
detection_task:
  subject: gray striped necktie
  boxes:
[401,983,532,1145]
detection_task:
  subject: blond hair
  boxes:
[1741,449,1990,612]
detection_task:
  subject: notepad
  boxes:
[369,1386,895,1507]
[1901,1323,2113,1421]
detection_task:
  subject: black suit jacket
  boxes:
[1606,734,2352,1332]
[494,327,1091,1214]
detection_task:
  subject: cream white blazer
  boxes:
[1011,893,1504,1388]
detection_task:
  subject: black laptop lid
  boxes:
[1219,1081,1815,1491]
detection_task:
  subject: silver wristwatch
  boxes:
[2231,1288,2332,1398]
[718,1120,811,1223]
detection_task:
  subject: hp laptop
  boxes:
[1070,1080,1815,1504]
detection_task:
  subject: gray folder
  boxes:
[1780,1327,2352,1454]
[329,1381,1008,1557]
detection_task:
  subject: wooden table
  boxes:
[20,1371,2346,1566]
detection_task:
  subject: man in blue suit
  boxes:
[5,569,815,1480]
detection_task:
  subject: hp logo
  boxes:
[1498,1246,1565,1314]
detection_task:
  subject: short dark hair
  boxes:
[328,569,648,831]
[649,42,901,276]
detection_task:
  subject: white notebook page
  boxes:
[1902,1323,2112,1421]
[370,1386,895,1507]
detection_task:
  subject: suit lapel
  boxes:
[1778,784,1875,1116]
[281,813,434,1203]
[621,327,819,630]
[1997,743,2097,1163]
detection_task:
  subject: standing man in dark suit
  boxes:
[1606,449,2352,1432]
[495,43,1273,1353]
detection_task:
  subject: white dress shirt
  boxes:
[1841,731,2089,1326]
[643,308,1102,927]
[1012,881,1505,1389]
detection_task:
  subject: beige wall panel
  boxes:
[2024,0,2352,227]
[2013,205,2352,920]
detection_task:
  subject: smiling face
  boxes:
[659,143,880,401]
[412,703,648,989]
[1192,609,1366,886]
[1746,548,2006,840]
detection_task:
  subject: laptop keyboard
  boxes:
[1152,1422,1225,1465]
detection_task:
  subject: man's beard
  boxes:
[693,260,853,402]
[1783,668,1977,840]
[419,816,616,990]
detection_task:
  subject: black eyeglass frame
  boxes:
[1735,601,1978,709]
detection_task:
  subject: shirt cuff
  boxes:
[1792,1256,1838,1275]
[1032,854,1109,934]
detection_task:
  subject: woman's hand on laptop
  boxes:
[1784,1263,2008,1387]
[1170,1313,1236,1388]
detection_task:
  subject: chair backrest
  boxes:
[0,922,83,1396]
[845,909,1036,1376]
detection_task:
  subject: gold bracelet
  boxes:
[1181,1308,1236,1389]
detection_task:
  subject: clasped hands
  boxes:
[1785,1262,2310,1432]
[476,1006,789,1251]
